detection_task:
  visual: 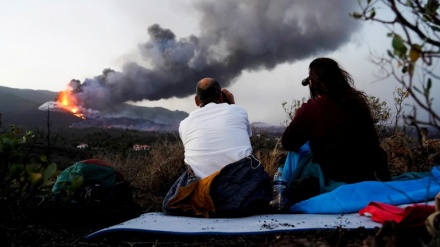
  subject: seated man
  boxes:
[162,78,272,218]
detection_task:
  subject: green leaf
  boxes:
[427,78,432,90]
[9,163,24,176]
[43,163,57,180]
[369,8,376,18]
[351,12,362,19]
[424,86,430,96]
[413,86,423,94]
[391,34,404,48]
[29,172,43,185]
[18,136,27,145]
[387,50,395,58]
[40,155,47,162]
[392,34,408,58]
[1,137,14,151]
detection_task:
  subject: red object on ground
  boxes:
[359,201,435,227]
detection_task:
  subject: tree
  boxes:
[351,0,440,132]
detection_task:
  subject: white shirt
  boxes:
[179,102,253,179]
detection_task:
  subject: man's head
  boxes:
[195,78,223,107]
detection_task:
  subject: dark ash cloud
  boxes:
[73,0,361,111]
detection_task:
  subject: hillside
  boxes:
[0,85,287,133]
[0,86,79,128]
[0,85,188,130]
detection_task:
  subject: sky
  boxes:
[0,0,437,126]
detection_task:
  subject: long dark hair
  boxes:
[308,57,375,123]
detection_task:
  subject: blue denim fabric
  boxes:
[282,142,345,194]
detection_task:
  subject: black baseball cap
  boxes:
[301,77,309,86]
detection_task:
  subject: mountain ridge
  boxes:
[0,85,188,130]
[0,85,283,133]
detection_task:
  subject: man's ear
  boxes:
[195,95,201,106]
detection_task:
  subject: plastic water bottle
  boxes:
[271,167,287,211]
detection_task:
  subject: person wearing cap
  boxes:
[280,57,391,204]
[162,77,272,217]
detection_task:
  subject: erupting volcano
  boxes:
[38,83,87,119]
[37,80,187,131]
[56,89,85,119]
[38,0,360,131]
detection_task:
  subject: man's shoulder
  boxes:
[226,103,248,112]
[182,103,248,117]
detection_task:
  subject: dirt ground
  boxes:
[13,224,372,247]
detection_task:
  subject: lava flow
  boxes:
[56,89,86,119]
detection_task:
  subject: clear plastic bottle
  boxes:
[271,167,287,211]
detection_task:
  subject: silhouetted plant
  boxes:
[0,126,57,244]
[281,97,306,127]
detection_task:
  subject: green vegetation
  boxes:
[0,126,57,245]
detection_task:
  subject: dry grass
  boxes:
[90,129,286,212]
[95,136,186,211]
[255,139,286,178]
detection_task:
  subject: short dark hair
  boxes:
[196,79,221,107]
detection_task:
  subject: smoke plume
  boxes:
[74,0,361,111]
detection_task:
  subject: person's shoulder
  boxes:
[304,96,332,106]
[194,103,248,114]
[295,98,326,116]
[299,98,318,108]
[180,108,201,123]
[228,103,249,113]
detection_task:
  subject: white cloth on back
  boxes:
[179,102,252,179]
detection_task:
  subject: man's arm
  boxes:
[221,88,235,104]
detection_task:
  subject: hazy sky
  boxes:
[1,0,434,125]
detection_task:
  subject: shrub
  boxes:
[0,126,57,244]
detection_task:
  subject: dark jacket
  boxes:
[281,95,391,184]
[162,155,272,218]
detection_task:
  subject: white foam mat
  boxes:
[85,212,381,240]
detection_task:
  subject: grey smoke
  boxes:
[74,0,361,111]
